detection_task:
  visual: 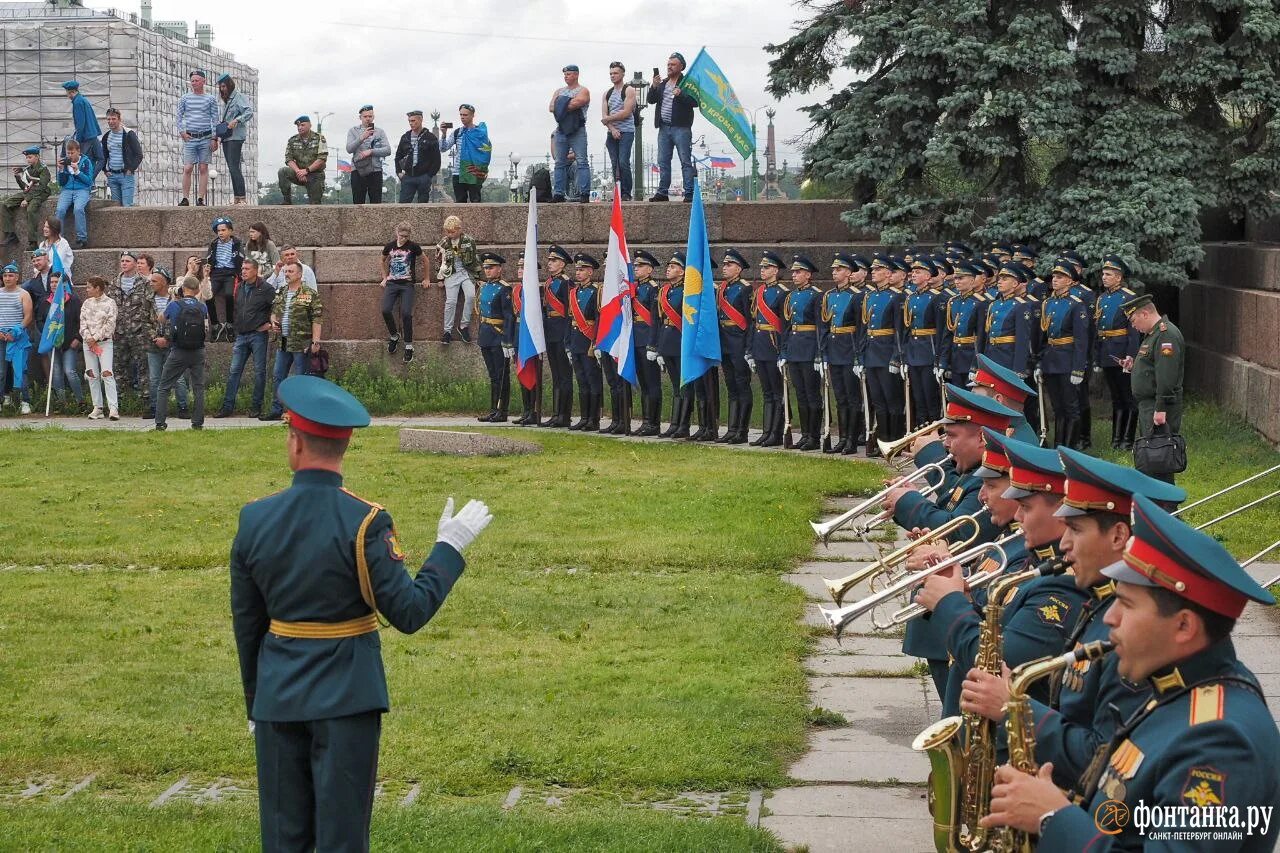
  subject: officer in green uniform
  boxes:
[1123,293,1185,483]
[231,375,493,852]
[982,494,1279,852]
[277,116,328,205]
[2,146,53,249]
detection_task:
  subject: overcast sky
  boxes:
[80,0,848,185]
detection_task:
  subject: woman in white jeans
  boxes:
[80,276,119,420]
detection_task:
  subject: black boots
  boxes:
[825,407,847,454]
[584,393,601,432]
[717,401,739,443]
[795,405,815,451]
[660,398,683,438]
[1118,409,1137,450]
[569,390,590,430]
[635,396,661,436]
[689,396,718,441]
[540,386,572,427]
[664,396,692,438]
[751,399,774,446]
[728,399,751,445]
[1110,410,1123,449]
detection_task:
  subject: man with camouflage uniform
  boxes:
[264,261,325,420]
[277,116,327,205]
[2,147,53,250]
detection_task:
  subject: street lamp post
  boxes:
[629,71,648,201]
[747,105,767,201]
[314,110,335,187]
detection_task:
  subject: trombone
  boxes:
[877,419,947,469]
[822,508,987,606]
[810,454,954,546]
[821,538,1010,639]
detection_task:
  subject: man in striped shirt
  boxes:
[177,69,219,207]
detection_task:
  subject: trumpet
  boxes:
[876,419,947,469]
[887,530,1025,624]
[821,536,1006,639]
[822,508,986,606]
[809,454,954,545]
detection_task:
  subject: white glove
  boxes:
[1092,364,1102,374]
[933,367,944,383]
[502,345,514,358]
[564,347,573,356]
[646,349,658,362]
[657,355,666,369]
[248,721,255,735]
[852,364,864,379]
[777,358,788,368]
[967,370,977,383]
[889,362,901,376]
[814,360,825,375]
[436,497,494,554]
[1070,374,1083,386]
[1034,368,1043,384]
[745,355,756,370]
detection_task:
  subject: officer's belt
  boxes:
[868,329,895,337]
[988,335,1015,344]
[953,335,977,345]
[830,325,856,334]
[1048,335,1075,345]
[756,322,780,332]
[911,329,937,337]
[1098,329,1128,338]
[792,324,816,332]
[267,505,386,640]
[482,317,505,328]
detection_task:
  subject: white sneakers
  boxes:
[89,408,104,419]
[19,402,31,415]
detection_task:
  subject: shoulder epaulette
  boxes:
[1121,287,1136,296]
[1015,296,1026,304]
[777,283,791,293]
[340,487,385,512]
[1070,294,1082,303]
[1189,684,1225,726]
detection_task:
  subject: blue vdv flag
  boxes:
[681,48,755,160]
[38,250,73,354]
[680,181,720,386]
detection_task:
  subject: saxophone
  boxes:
[997,640,1116,852]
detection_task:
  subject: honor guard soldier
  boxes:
[905,255,945,424]
[597,287,631,437]
[565,253,602,431]
[1035,258,1090,449]
[1095,255,1141,449]
[982,262,1037,388]
[819,252,864,454]
[511,252,542,426]
[1060,249,1098,448]
[1122,293,1186,483]
[231,375,493,853]
[1013,245,1047,301]
[716,248,754,444]
[650,252,691,438]
[985,495,1280,852]
[539,245,575,427]
[779,254,823,451]
[862,253,907,445]
[932,254,958,300]
[631,250,663,436]
[747,250,789,447]
[848,253,874,451]
[476,253,515,422]
[920,434,1088,716]
[978,254,1002,301]
[939,260,989,384]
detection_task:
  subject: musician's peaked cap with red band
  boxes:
[970,353,1036,404]
[973,426,1014,480]
[279,375,371,439]
[1000,435,1066,499]
[1054,446,1186,518]
[940,382,1019,431]
[1105,494,1275,618]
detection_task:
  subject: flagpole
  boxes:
[44,350,55,417]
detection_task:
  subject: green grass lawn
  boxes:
[0,427,873,850]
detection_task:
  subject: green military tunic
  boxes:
[277,131,327,204]
[1,162,53,244]
[1131,317,1184,436]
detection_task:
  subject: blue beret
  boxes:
[759,250,785,269]
[359,104,374,113]
[22,146,40,156]
[830,252,856,270]
[1101,255,1130,277]
[547,244,572,263]
[2,262,19,274]
[1001,436,1067,499]
[294,115,311,124]
[278,375,371,438]
[1104,495,1275,616]
[790,254,818,273]
[407,110,423,117]
[216,73,232,85]
[480,252,506,265]
[721,248,750,270]
[190,69,207,79]
[62,81,80,90]
[669,251,686,267]
[633,250,659,267]
[1051,258,1081,282]
[1055,447,1186,518]
[31,248,48,258]
[562,64,580,73]
[670,52,686,68]
[211,216,232,231]
[574,252,599,269]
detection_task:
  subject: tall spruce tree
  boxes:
[769,0,1280,286]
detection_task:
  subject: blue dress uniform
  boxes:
[511,252,542,426]
[939,261,989,382]
[819,253,864,455]
[895,387,1017,699]
[651,252,692,438]
[564,253,603,431]
[1038,258,1091,449]
[780,254,824,451]
[1036,494,1279,853]
[862,254,907,446]
[904,257,946,423]
[747,250,788,447]
[1023,449,1185,790]
[539,245,575,427]
[931,436,1087,717]
[716,248,755,444]
[1061,250,1099,447]
[476,253,515,423]
[231,376,470,853]
[1095,255,1142,449]
[631,250,663,436]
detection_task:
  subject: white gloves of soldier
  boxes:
[436,497,494,554]
[1034,368,1044,384]
[1092,364,1102,374]
[889,362,902,376]
[502,345,514,359]
[646,349,658,362]
[852,364,864,379]
[967,370,977,383]
[745,355,756,370]
[657,355,665,369]
[933,367,945,383]
[777,357,788,368]
[815,361,825,375]
[1070,373,1083,386]
[248,721,255,735]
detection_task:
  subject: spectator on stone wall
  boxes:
[214,259,274,419]
[266,246,318,293]
[601,62,637,201]
[39,217,74,276]
[204,216,245,342]
[100,108,143,208]
[263,261,324,421]
[345,105,392,205]
[278,116,327,205]
[177,70,219,207]
[2,146,54,251]
[62,81,103,181]
[55,139,94,249]
[245,223,279,278]
[381,221,424,363]
[549,64,591,203]
[435,215,479,344]
[216,74,254,206]
[646,52,699,203]
[394,110,441,203]
[80,275,119,420]
[439,104,490,203]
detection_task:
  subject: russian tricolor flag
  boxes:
[516,194,546,389]
[595,184,636,385]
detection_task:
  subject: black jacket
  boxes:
[99,128,144,173]
[395,130,441,178]
[59,293,82,352]
[646,77,698,129]
[206,236,246,277]
[232,276,276,335]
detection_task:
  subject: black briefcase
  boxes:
[1133,425,1187,476]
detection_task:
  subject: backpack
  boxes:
[171,299,207,349]
[531,166,552,202]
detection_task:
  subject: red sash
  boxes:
[754,285,783,331]
[717,281,748,330]
[544,277,566,318]
[569,286,596,338]
[659,283,682,329]
[632,282,653,325]
[512,282,522,314]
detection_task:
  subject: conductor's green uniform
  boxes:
[231,376,466,852]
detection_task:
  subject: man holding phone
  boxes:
[646,53,699,202]
[344,106,391,205]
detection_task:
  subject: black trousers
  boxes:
[380,282,415,343]
[755,358,782,407]
[635,345,661,404]
[255,711,381,853]
[452,177,482,202]
[788,362,820,409]
[351,170,383,204]
[545,344,572,394]
[664,354,691,401]
[208,270,236,327]
[829,364,862,416]
[721,350,752,404]
[1044,372,1080,421]
[908,364,941,423]
[866,366,905,427]
[571,351,603,394]
[1102,366,1136,412]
